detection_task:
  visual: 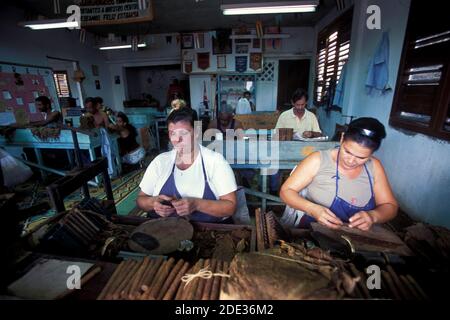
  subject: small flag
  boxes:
[53,0,60,14]
[203,81,209,108]
[79,28,86,44]
[138,0,147,10]
[256,21,264,38]
[131,36,138,51]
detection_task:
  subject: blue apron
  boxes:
[148,151,232,223]
[300,148,376,228]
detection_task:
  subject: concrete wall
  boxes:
[312,0,450,228]
[0,5,114,109]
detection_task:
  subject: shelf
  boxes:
[229,34,290,40]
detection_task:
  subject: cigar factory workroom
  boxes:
[0,0,448,303]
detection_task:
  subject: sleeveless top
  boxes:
[306,149,375,208]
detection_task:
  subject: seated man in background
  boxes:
[84,97,110,128]
[275,88,322,138]
[30,96,62,128]
[243,91,256,112]
[208,104,244,137]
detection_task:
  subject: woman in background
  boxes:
[114,112,145,166]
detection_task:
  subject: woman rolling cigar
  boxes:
[137,108,237,223]
[280,117,398,230]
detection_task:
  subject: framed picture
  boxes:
[235,38,251,44]
[181,34,194,49]
[91,65,99,76]
[114,76,121,84]
[217,55,226,69]
[95,80,101,90]
[253,38,261,49]
[235,44,249,54]
[212,30,232,55]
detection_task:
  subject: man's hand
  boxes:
[302,131,314,138]
[349,211,375,231]
[171,198,198,216]
[153,195,176,217]
[311,205,343,229]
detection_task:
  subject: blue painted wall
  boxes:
[313,0,450,228]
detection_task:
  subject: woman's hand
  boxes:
[172,198,198,216]
[153,195,176,217]
[349,211,375,230]
[310,205,343,229]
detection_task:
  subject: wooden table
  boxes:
[203,139,339,211]
[0,128,122,180]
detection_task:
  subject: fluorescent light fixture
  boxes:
[99,43,147,50]
[22,19,79,30]
[221,1,318,15]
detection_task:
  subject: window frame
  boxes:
[389,1,450,141]
[53,70,72,98]
[314,8,353,107]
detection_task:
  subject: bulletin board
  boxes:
[0,61,60,125]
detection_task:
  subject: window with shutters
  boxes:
[314,8,353,106]
[53,71,71,98]
[390,0,450,141]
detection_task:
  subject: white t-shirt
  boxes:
[235,98,252,115]
[139,145,237,199]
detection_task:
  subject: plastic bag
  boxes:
[0,148,33,187]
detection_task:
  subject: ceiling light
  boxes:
[221,1,318,15]
[22,19,79,30]
[99,43,147,50]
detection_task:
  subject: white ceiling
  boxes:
[14,0,340,35]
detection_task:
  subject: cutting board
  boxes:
[311,223,412,256]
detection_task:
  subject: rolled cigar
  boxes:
[141,257,164,287]
[139,257,165,300]
[210,260,223,300]
[381,270,401,300]
[111,260,139,300]
[81,266,102,287]
[67,215,94,240]
[344,265,363,299]
[180,259,204,300]
[105,260,132,300]
[157,259,185,300]
[121,258,148,299]
[128,257,151,300]
[185,259,206,300]
[147,257,176,299]
[163,261,191,300]
[254,209,265,251]
[63,222,90,246]
[74,209,100,232]
[57,266,102,300]
[386,265,410,300]
[200,259,217,300]
[406,274,429,300]
[218,261,230,300]
[97,262,126,300]
[350,264,371,299]
[69,213,96,238]
[194,259,210,300]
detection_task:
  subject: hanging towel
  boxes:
[99,128,118,177]
[365,31,391,94]
[332,61,348,108]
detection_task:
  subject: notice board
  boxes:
[0,61,60,125]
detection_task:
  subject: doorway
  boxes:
[277,59,310,111]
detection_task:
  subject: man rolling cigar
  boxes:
[137,108,237,223]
